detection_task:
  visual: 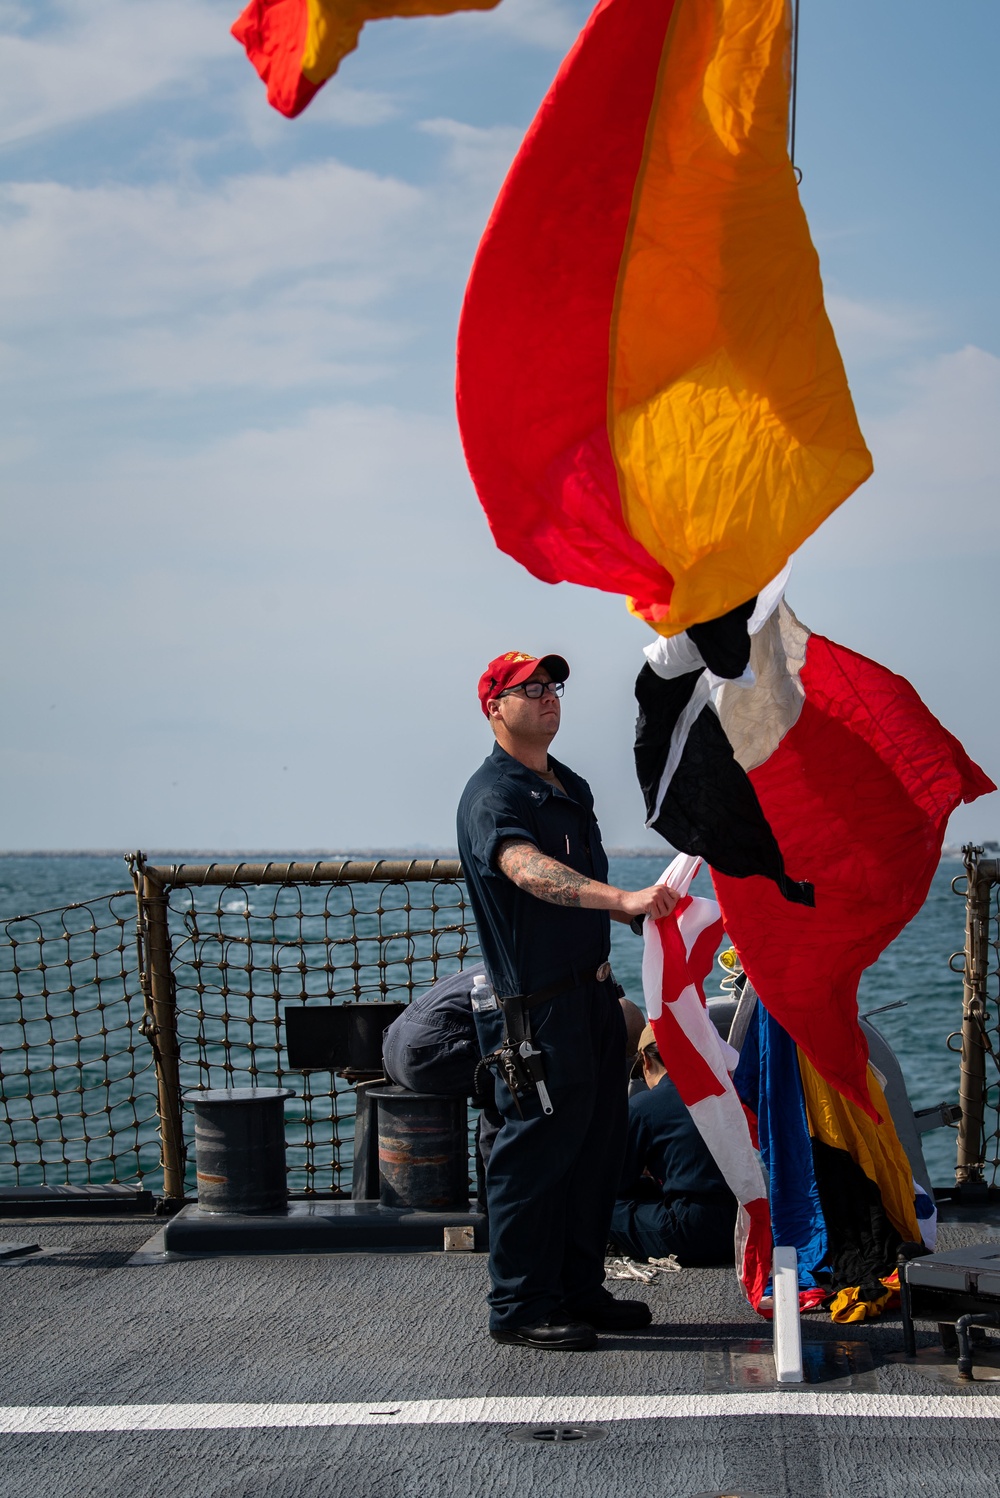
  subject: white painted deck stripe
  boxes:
[1,1393,1000,1434]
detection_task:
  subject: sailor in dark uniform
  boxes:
[457,649,680,1350]
[381,968,501,1201]
[382,968,487,1098]
[611,1023,737,1266]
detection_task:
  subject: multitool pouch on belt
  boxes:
[478,961,615,1119]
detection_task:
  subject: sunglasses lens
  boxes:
[501,680,563,700]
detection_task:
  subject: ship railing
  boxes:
[952,844,1000,1195]
[0,885,154,1195]
[6,847,994,1206]
[0,854,478,1206]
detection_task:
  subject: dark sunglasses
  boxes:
[500,680,565,700]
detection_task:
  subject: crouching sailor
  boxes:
[381,968,502,1204]
[610,1024,737,1266]
[457,648,680,1351]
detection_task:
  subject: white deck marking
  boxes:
[1,1393,1000,1434]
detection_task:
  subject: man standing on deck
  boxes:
[457,650,679,1350]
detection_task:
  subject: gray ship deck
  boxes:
[2,1207,1000,1498]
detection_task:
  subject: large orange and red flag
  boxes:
[457,0,872,636]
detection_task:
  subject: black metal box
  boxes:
[283,1002,406,1072]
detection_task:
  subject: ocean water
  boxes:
[0,850,974,1188]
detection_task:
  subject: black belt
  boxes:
[500,961,614,1014]
[484,964,616,1119]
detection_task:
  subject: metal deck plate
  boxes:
[885,1342,1000,1384]
[703,1338,878,1392]
[159,1199,488,1255]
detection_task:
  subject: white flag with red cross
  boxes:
[642,852,771,1310]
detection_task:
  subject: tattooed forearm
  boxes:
[495,840,681,923]
[497,840,605,909]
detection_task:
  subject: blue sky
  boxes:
[0,0,997,851]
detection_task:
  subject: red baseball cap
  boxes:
[478,651,570,717]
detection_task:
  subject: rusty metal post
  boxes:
[956,846,993,1192]
[132,857,186,1204]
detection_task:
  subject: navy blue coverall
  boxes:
[610,1075,737,1266]
[381,969,502,1201]
[457,741,626,1332]
[382,969,485,1098]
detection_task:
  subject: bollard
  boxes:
[371,1086,469,1210]
[184,1087,293,1215]
[772,1245,804,1384]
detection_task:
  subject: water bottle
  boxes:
[470,974,498,1013]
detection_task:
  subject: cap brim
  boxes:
[506,653,570,690]
[539,653,569,683]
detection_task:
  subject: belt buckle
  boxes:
[595,962,611,983]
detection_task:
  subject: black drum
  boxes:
[184,1087,293,1214]
[370,1086,469,1211]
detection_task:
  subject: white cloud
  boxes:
[1,4,992,847]
[421,117,521,184]
[451,0,582,52]
[418,117,522,228]
[226,75,402,155]
[0,0,574,149]
[4,345,997,846]
[313,83,401,127]
[0,0,233,145]
[91,401,470,561]
[803,345,1000,565]
[0,109,526,397]
[98,300,401,394]
[0,397,655,847]
[0,162,421,316]
[0,160,428,393]
[826,293,937,366]
[874,345,1000,486]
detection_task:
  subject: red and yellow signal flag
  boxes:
[233,0,502,118]
[457,0,873,636]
